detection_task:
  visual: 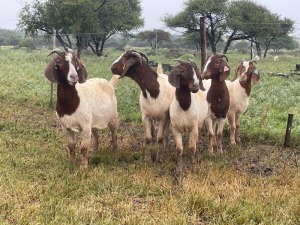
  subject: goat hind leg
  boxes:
[109,117,119,152]
[142,115,153,162]
[66,130,76,165]
[227,114,236,145]
[188,127,198,173]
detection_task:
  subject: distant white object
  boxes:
[274,56,279,61]
[255,55,260,61]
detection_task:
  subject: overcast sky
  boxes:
[2,0,300,37]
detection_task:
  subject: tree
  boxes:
[18,0,143,57]
[90,0,144,56]
[259,16,294,57]
[163,0,228,53]
[136,29,171,49]
[269,35,299,52]
[224,0,270,55]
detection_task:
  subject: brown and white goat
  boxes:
[226,60,260,145]
[201,53,231,153]
[45,48,119,167]
[168,59,207,176]
[111,50,175,162]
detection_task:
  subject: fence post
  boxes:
[200,16,206,70]
[284,113,293,147]
[50,29,56,108]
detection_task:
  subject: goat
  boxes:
[231,59,244,81]
[168,59,207,178]
[201,53,231,154]
[111,50,175,162]
[226,60,260,145]
[45,48,119,168]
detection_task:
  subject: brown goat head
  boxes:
[239,60,260,85]
[111,50,148,78]
[169,58,205,92]
[45,48,87,85]
[201,53,230,81]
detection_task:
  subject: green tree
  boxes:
[18,0,143,57]
[222,0,294,57]
[136,29,171,49]
[225,0,269,55]
[163,0,228,53]
[90,0,143,56]
[269,35,299,52]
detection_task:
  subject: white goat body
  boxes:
[59,78,118,132]
[168,59,207,179]
[45,48,119,167]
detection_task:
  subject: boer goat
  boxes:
[45,48,119,167]
[111,50,175,162]
[226,60,260,145]
[168,59,207,177]
[201,53,231,153]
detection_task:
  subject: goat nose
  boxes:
[70,74,78,82]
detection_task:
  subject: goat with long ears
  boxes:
[45,48,119,168]
[111,50,174,163]
[226,60,260,145]
[201,53,231,153]
[168,58,208,181]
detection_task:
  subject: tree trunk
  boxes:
[99,39,106,57]
[76,35,84,59]
[255,42,261,57]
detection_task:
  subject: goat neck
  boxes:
[125,62,160,99]
[207,77,230,118]
[56,83,80,117]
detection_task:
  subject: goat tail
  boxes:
[156,63,163,74]
[109,74,120,87]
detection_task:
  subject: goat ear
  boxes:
[168,68,180,88]
[252,68,260,85]
[77,61,87,83]
[121,57,138,77]
[219,61,230,81]
[45,60,59,83]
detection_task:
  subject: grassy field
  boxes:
[0,47,300,224]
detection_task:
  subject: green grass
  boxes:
[0,47,300,224]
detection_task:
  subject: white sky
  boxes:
[1,0,300,37]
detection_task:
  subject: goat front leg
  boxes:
[80,129,92,168]
[66,130,76,165]
[142,115,153,162]
[216,118,226,153]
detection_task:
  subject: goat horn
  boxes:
[174,58,185,64]
[250,59,257,64]
[220,54,228,62]
[138,52,149,63]
[47,48,63,56]
[65,47,73,53]
[131,51,143,65]
[187,58,195,63]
